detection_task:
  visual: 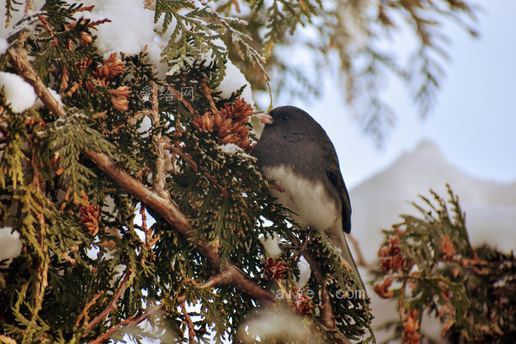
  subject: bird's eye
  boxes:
[282,115,289,121]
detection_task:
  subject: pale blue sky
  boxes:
[278,0,516,188]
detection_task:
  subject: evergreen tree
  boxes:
[0,1,489,343]
[371,186,515,343]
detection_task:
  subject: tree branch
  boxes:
[165,85,199,117]
[348,234,369,267]
[89,305,161,344]
[84,269,133,335]
[149,81,168,199]
[200,79,220,116]
[7,40,274,305]
[181,302,197,344]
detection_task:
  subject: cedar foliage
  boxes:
[371,186,515,343]
[1,1,373,343]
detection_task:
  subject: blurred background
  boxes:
[249,0,516,251]
[252,0,516,339]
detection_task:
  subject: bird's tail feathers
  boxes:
[335,234,366,294]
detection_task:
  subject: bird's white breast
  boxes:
[263,165,339,231]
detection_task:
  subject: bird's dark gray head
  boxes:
[261,106,324,140]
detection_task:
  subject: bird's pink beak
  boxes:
[256,113,274,124]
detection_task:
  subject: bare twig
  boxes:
[200,79,220,115]
[181,302,197,344]
[149,81,169,199]
[89,305,162,344]
[75,291,106,328]
[166,85,199,117]
[302,253,335,328]
[84,269,133,334]
[295,236,349,344]
[348,234,369,267]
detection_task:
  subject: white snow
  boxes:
[0,38,8,54]
[295,256,311,289]
[76,0,171,75]
[220,143,243,155]
[0,227,22,268]
[0,71,38,113]
[82,0,156,55]
[238,307,314,342]
[259,234,282,258]
[217,59,255,107]
[138,116,152,137]
[349,139,516,341]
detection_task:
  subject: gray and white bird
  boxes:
[252,106,364,290]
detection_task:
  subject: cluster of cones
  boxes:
[378,232,405,271]
[77,52,131,112]
[193,98,254,150]
[79,194,100,236]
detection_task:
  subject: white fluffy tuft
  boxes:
[0,227,23,268]
[259,234,282,258]
[217,60,255,107]
[0,72,38,113]
[238,307,317,343]
[0,38,8,54]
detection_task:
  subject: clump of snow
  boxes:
[295,256,311,289]
[0,227,23,268]
[220,143,244,155]
[217,60,255,108]
[138,116,152,137]
[0,72,37,113]
[0,38,8,54]
[75,1,255,103]
[83,0,155,54]
[77,0,171,74]
[238,307,318,343]
[259,234,282,258]
[102,195,116,214]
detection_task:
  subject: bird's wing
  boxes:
[323,145,352,234]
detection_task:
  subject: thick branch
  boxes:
[7,37,65,117]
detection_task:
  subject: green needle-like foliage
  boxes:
[371,185,515,343]
[0,1,373,343]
